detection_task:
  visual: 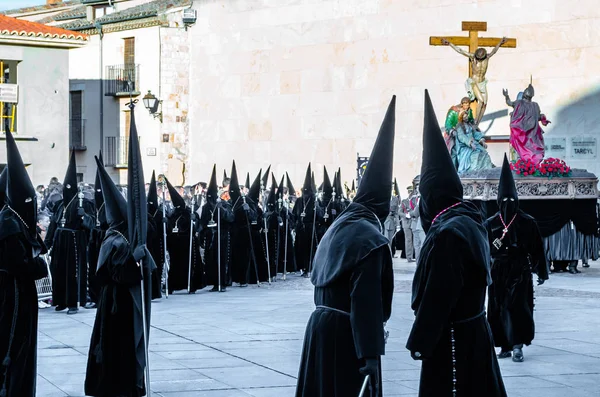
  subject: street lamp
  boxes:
[143,90,163,122]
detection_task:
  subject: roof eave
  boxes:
[0,35,88,49]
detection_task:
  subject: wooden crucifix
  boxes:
[430,21,517,125]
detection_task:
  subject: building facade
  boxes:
[0,14,87,185]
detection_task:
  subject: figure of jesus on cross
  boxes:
[430,22,516,125]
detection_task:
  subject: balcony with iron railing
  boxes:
[69,118,86,151]
[104,136,128,168]
[104,64,140,97]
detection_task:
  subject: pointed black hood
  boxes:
[5,130,37,230]
[147,170,158,213]
[266,174,277,211]
[94,151,104,210]
[245,172,250,190]
[498,154,519,219]
[207,165,218,205]
[0,168,7,207]
[351,179,355,193]
[94,155,127,227]
[353,95,396,219]
[286,172,296,198]
[393,178,400,197]
[419,90,463,232]
[165,176,186,210]
[277,175,285,202]
[302,163,313,195]
[335,167,345,199]
[262,165,271,189]
[322,166,333,201]
[312,171,317,193]
[229,160,242,208]
[62,150,78,206]
[223,169,228,184]
[248,169,262,203]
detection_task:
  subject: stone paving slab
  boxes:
[36,259,600,396]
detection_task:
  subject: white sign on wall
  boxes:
[0,84,18,103]
[544,137,567,158]
[571,137,597,159]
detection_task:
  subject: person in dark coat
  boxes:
[45,151,95,314]
[200,165,234,291]
[275,175,296,276]
[87,152,107,309]
[406,90,506,397]
[485,155,549,362]
[246,170,270,283]
[296,96,396,397]
[263,174,281,281]
[229,160,260,286]
[85,156,147,397]
[165,177,204,294]
[0,131,48,397]
[292,163,322,277]
[146,171,165,299]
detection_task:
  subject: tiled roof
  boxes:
[0,1,79,16]
[40,5,87,23]
[58,0,191,31]
[0,14,88,41]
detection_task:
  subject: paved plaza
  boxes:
[37,259,600,397]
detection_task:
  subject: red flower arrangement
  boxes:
[510,158,572,178]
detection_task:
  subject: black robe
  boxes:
[247,206,270,283]
[45,198,95,308]
[0,211,48,397]
[407,203,506,397]
[85,228,146,397]
[292,195,321,274]
[166,208,204,293]
[147,208,165,299]
[296,204,393,397]
[230,199,259,285]
[485,210,549,350]
[276,204,296,274]
[88,205,108,305]
[200,201,234,288]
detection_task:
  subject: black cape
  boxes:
[166,207,204,293]
[406,202,506,397]
[485,210,549,349]
[297,203,394,397]
[292,194,321,274]
[85,227,145,397]
[0,210,48,397]
[230,197,259,285]
[147,207,165,299]
[200,200,234,288]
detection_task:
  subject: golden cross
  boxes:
[429,21,517,76]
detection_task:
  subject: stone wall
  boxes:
[160,11,191,186]
[187,0,600,193]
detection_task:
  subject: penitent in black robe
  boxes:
[45,198,95,308]
[85,228,146,397]
[292,195,321,274]
[230,199,259,285]
[296,204,394,397]
[247,205,270,284]
[88,204,108,305]
[485,210,549,350]
[407,203,506,397]
[0,211,48,397]
[166,208,204,293]
[200,201,234,289]
[147,208,164,299]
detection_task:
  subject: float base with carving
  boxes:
[461,167,599,270]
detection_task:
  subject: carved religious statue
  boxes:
[430,21,517,125]
[444,100,495,174]
[503,81,550,165]
[442,37,508,125]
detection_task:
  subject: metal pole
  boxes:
[217,198,222,292]
[138,259,151,395]
[283,199,288,281]
[358,375,370,397]
[161,184,169,298]
[308,195,317,277]
[187,197,195,293]
[263,216,271,284]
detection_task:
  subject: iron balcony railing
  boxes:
[69,118,86,150]
[105,64,140,97]
[104,136,128,167]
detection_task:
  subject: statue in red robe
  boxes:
[503,83,550,165]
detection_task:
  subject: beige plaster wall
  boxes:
[187,0,600,195]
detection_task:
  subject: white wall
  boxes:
[0,43,70,186]
[187,0,600,194]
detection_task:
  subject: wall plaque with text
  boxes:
[544,137,566,158]
[571,137,597,159]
